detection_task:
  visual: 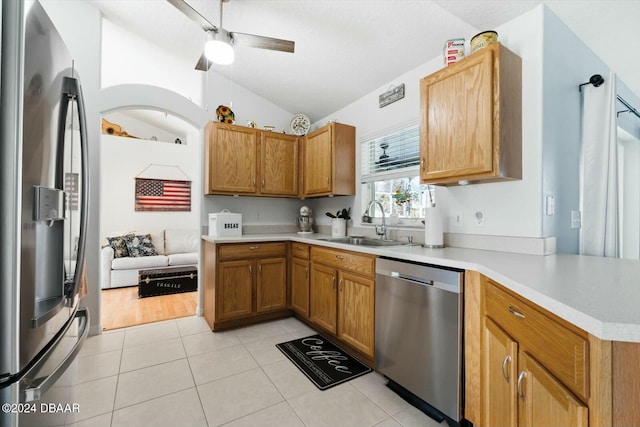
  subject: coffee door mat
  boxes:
[276,334,371,390]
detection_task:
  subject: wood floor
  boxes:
[101,286,198,331]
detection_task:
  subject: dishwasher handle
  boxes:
[392,272,434,286]
[383,270,461,294]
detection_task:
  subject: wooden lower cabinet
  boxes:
[310,263,339,334]
[468,274,596,427]
[203,241,289,330]
[483,317,587,427]
[337,271,374,356]
[256,258,287,313]
[518,352,588,427]
[290,243,310,317]
[217,260,253,321]
[483,318,517,427]
[309,246,375,358]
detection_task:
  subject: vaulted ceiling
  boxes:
[90,0,640,124]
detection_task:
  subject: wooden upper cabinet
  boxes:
[205,122,299,197]
[302,122,356,197]
[260,132,298,196]
[420,43,522,185]
[206,122,258,194]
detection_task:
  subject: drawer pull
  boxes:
[501,355,511,383]
[508,306,526,319]
[335,255,345,260]
[249,246,259,250]
[517,371,526,400]
[296,245,303,250]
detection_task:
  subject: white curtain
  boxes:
[579,72,619,257]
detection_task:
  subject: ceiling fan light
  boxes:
[205,39,234,65]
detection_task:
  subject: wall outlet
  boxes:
[452,211,463,226]
[473,211,485,227]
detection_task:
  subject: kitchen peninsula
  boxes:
[202,232,640,426]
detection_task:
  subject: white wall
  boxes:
[203,69,294,131]
[541,7,609,253]
[100,134,200,243]
[312,7,546,240]
[101,19,202,106]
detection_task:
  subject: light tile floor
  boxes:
[64,316,445,427]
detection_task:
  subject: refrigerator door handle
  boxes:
[60,76,89,301]
[21,308,90,403]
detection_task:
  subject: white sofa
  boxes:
[101,229,199,289]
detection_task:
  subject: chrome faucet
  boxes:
[367,201,387,240]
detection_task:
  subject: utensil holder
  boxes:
[331,218,347,237]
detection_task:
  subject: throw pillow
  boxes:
[125,234,158,257]
[107,235,130,258]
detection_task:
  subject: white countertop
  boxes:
[202,233,640,343]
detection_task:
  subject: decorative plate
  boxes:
[290,114,311,136]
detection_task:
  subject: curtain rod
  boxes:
[616,95,640,120]
[579,74,640,120]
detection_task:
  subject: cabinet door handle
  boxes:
[339,278,343,292]
[249,246,259,250]
[421,157,425,171]
[335,255,344,260]
[326,177,330,185]
[248,265,252,274]
[517,371,526,400]
[332,277,336,291]
[253,179,256,186]
[501,355,511,383]
[262,179,265,188]
[258,265,262,274]
[305,267,308,279]
[508,306,526,319]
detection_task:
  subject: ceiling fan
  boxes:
[167,0,295,70]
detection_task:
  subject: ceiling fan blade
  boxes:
[195,51,212,71]
[166,0,217,32]
[230,32,295,53]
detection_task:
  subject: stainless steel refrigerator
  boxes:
[1,1,90,426]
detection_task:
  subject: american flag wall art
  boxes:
[135,178,191,212]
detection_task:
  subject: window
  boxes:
[361,122,434,224]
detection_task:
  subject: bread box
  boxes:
[208,210,242,237]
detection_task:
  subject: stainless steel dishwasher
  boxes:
[375,257,464,426]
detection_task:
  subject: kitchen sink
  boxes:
[318,236,410,247]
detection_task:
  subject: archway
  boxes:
[97,84,209,330]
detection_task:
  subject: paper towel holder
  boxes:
[422,205,445,249]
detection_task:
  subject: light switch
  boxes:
[571,210,581,229]
[546,195,555,216]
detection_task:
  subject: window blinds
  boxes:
[360,123,420,183]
